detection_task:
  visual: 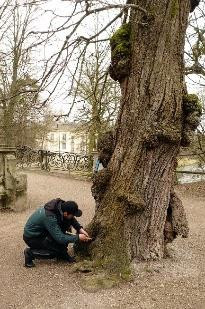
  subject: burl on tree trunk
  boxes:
[76,0,201,275]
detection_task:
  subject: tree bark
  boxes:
[77,1,192,274]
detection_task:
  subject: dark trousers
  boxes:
[23,234,69,259]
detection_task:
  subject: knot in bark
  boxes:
[144,124,181,149]
[181,94,202,147]
[109,23,131,83]
[91,168,111,202]
[117,191,146,215]
[97,130,115,168]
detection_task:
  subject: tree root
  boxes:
[78,273,125,292]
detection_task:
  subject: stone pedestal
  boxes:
[0,145,28,212]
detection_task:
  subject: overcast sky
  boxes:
[28,0,122,118]
[1,0,204,119]
[35,0,204,113]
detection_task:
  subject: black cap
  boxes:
[61,201,82,217]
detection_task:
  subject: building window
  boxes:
[71,136,74,152]
[62,133,66,141]
[62,142,66,150]
[50,133,54,141]
[80,136,86,153]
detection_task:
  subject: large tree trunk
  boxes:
[77,1,193,274]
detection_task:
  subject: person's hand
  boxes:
[79,233,91,242]
[79,228,90,238]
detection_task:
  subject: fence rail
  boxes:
[16,146,93,172]
[16,146,205,178]
[176,170,205,175]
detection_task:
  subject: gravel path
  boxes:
[0,170,204,309]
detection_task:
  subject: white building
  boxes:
[43,123,87,154]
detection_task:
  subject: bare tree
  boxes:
[26,1,143,108]
[185,0,205,86]
[73,44,120,154]
[187,92,205,165]
[0,0,45,145]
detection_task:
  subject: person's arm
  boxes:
[44,216,79,245]
[79,228,90,237]
[71,217,83,233]
[71,217,90,237]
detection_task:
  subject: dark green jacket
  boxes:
[24,200,81,245]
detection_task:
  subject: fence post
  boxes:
[39,150,43,170]
[45,151,49,171]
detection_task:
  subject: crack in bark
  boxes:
[97,130,115,168]
[190,0,200,12]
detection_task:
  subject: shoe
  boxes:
[30,249,55,259]
[57,254,76,263]
[24,248,35,268]
[66,255,76,263]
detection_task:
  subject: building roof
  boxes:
[49,122,85,133]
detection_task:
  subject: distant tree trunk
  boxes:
[4,45,19,146]
[87,105,103,155]
[4,107,15,146]
[88,127,97,154]
[77,1,194,274]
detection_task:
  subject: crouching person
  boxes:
[23,198,90,267]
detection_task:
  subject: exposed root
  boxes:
[79,273,127,292]
[71,260,94,274]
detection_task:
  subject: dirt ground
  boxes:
[0,170,204,309]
